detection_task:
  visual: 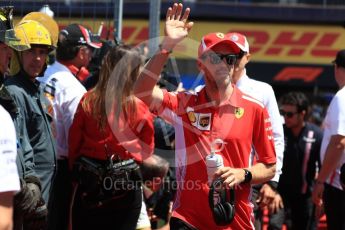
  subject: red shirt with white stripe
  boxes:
[158,86,276,230]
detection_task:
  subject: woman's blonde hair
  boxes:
[83,44,143,130]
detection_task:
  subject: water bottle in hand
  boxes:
[206,139,225,186]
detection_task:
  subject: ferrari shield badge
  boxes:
[234,107,244,119]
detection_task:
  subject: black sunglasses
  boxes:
[203,53,238,66]
[280,110,298,118]
[237,50,247,59]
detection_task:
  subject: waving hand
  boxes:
[163,3,194,49]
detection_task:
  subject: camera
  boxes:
[102,168,129,197]
[158,70,180,92]
[102,158,142,196]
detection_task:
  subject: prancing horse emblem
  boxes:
[235,107,244,119]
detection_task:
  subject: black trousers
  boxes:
[251,185,284,230]
[72,187,142,230]
[323,183,345,230]
[48,159,72,230]
[273,193,316,230]
[170,217,197,230]
[13,207,23,230]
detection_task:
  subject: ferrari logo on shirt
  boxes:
[186,107,211,131]
[235,107,244,119]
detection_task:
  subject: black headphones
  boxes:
[208,179,235,226]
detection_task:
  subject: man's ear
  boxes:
[197,59,204,71]
[197,62,207,78]
[245,53,251,63]
[235,53,251,72]
[300,110,308,120]
[77,48,85,60]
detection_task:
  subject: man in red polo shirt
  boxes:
[134,3,276,229]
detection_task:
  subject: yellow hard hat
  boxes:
[14,20,54,50]
[0,6,29,51]
[20,12,58,47]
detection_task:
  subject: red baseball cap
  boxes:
[226,32,249,53]
[198,32,241,57]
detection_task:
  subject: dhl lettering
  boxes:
[274,32,317,46]
[311,33,339,57]
[122,26,136,41]
[229,30,341,59]
[288,49,304,56]
[311,49,338,57]
[274,67,323,82]
[266,48,282,55]
[88,25,343,60]
[133,27,149,44]
[315,33,339,46]
[23,17,344,64]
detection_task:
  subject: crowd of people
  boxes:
[0,2,344,230]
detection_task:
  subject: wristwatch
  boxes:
[242,169,252,184]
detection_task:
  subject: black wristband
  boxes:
[265,181,278,190]
[242,169,252,184]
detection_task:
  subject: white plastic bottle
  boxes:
[206,139,225,186]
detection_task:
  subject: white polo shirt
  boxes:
[38,61,86,159]
[236,71,284,182]
[0,105,20,193]
[320,86,345,190]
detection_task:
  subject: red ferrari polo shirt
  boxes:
[158,86,276,230]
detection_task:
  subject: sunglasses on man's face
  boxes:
[280,110,298,118]
[203,53,238,66]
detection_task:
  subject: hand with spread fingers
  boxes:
[162,3,194,50]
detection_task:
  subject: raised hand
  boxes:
[163,3,194,49]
